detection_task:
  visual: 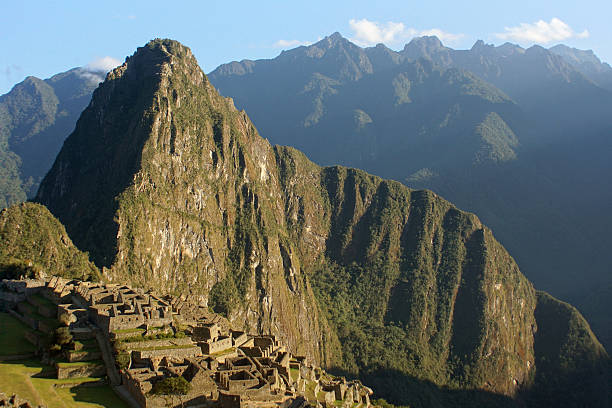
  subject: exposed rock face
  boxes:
[36,40,327,364]
[35,39,608,406]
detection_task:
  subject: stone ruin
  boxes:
[1,276,374,408]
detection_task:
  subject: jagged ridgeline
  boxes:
[35,39,609,407]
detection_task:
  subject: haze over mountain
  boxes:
[0,67,104,208]
[25,39,610,407]
[208,33,612,350]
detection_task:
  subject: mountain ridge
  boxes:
[0,66,104,208]
[33,38,610,407]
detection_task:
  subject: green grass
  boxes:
[73,339,98,350]
[117,330,185,343]
[57,360,103,368]
[0,359,127,408]
[290,367,299,382]
[137,345,197,351]
[111,328,144,334]
[209,347,236,357]
[305,380,316,400]
[0,312,36,355]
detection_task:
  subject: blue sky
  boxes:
[1,0,610,94]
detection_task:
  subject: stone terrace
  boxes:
[2,277,374,408]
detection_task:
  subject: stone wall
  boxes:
[56,363,106,379]
[65,349,102,363]
[133,345,202,361]
[120,337,193,351]
[201,336,232,354]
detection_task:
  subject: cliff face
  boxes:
[274,156,536,395]
[36,40,327,364]
[35,39,607,406]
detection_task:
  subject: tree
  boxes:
[151,376,191,395]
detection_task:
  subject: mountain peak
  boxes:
[120,38,199,76]
[407,35,444,48]
[328,31,344,40]
[401,35,449,61]
[143,38,192,57]
[314,31,351,50]
[471,39,491,51]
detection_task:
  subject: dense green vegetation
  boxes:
[0,202,99,280]
[209,33,612,355]
[527,292,611,408]
[151,376,191,395]
[0,312,36,355]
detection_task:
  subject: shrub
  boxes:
[151,376,191,395]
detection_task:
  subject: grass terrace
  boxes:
[0,314,126,407]
[0,360,127,407]
[290,367,299,382]
[29,293,57,308]
[112,328,145,335]
[0,312,36,356]
[56,360,104,368]
[137,345,197,351]
[209,347,236,357]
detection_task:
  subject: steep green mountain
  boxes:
[208,34,612,345]
[35,39,609,407]
[0,202,99,280]
[528,292,610,408]
[0,67,103,208]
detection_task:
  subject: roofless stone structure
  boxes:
[2,276,373,407]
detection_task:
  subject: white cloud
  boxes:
[273,39,312,48]
[84,56,121,73]
[78,56,121,83]
[348,18,463,47]
[349,19,406,44]
[495,18,589,44]
[418,29,464,43]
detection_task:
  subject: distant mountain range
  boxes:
[208,33,612,350]
[0,67,103,208]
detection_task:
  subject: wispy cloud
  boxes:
[495,18,589,44]
[78,56,121,83]
[2,64,23,80]
[348,18,463,47]
[273,39,313,48]
[85,56,121,73]
[418,28,464,43]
